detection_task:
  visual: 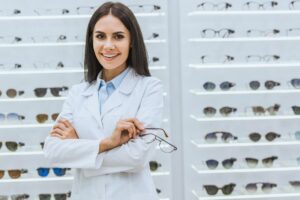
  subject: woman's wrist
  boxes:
[99,137,116,153]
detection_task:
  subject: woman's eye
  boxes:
[96,34,105,39]
[114,34,124,40]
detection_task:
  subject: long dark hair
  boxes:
[84,2,151,83]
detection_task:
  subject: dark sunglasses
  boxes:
[203,81,235,91]
[205,131,238,143]
[0,141,25,152]
[39,192,71,200]
[37,168,71,177]
[203,183,236,195]
[203,106,237,117]
[34,87,68,97]
[289,181,300,189]
[36,113,59,123]
[245,156,278,168]
[0,169,28,179]
[0,194,29,200]
[149,161,162,172]
[249,80,280,90]
[206,158,237,169]
[246,182,277,193]
[292,106,300,115]
[0,89,24,98]
[249,132,281,142]
[251,104,280,115]
[291,78,300,88]
[0,113,25,122]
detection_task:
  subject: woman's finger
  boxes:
[51,128,65,136]
[51,133,64,139]
[61,119,72,128]
[53,123,67,131]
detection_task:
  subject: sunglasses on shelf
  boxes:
[249,80,280,90]
[149,161,162,172]
[203,106,237,117]
[34,87,68,97]
[245,156,278,168]
[36,113,59,123]
[0,169,28,179]
[0,194,29,200]
[0,141,25,152]
[243,1,278,10]
[0,89,24,98]
[38,192,71,200]
[289,181,300,189]
[203,183,236,195]
[292,106,300,115]
[251,104,280,115]
[37,168,71,177]
[0,113,25,122]
[246,182,277,193]
[203,81,235,91]
[205,158,237,169]
[249,132,281,142]
[205,131,238,143]
[196,2,232,10]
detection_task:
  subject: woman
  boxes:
[43,2,163,200]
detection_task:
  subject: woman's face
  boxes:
[93,14,131,72]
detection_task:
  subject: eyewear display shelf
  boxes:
[0,0,173,199]
[180,0,300,200]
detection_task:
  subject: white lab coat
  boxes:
[43,68,163,200]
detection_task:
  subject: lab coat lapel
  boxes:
[101,68,140,118]
[81,82,103,128]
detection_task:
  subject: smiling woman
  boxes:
[43,2,164,200]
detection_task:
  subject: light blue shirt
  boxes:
[98,67,129,114]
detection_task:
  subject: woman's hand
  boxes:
[50,119,79,140]
[99,118,144,153]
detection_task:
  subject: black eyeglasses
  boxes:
[292,105,300,115]
[0,113,25,122]
[39,192,71,200]
[149,161,162,171]
[249,80,281,90]
[243,1,278,10]
[128,4,161,13]
[0,169,28,179]
[246,54,280,63]
[147,33,159,40]
[205,131,238,143]
[34,87,68,97]
[201,55,234,64]
[249,132,281,142]
[291,78,300,88]
[0,141,25,152]
[205,158,237,169]
[139,128,177,153]
[0,88,24,98]
[203,81,235,91]
[289,0,300,9]
[245,156,278,168]
[251,104,280,115]
[197,2,232,10]
[203,106,237,117]
[203,183,236,195]
[201,28,235,38]
[246,29,280,37]
[0,194,30,200]
[33,61,65,69]
[246,182,277,193]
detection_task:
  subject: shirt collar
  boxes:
[98,67,130,90]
